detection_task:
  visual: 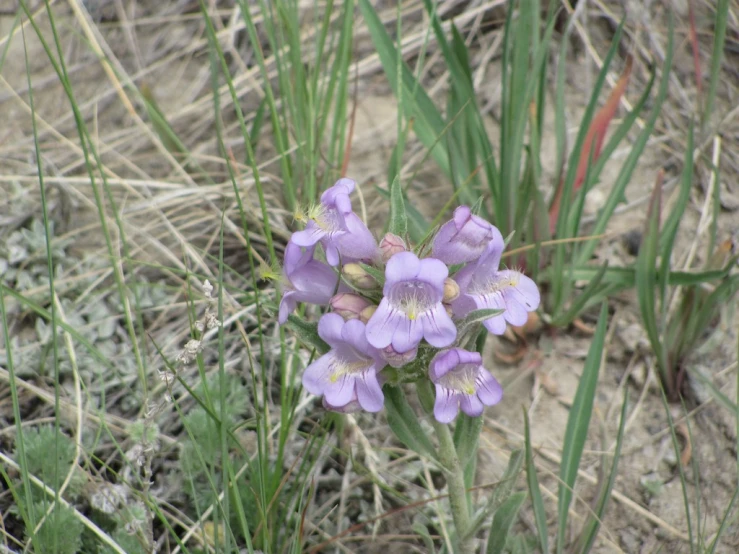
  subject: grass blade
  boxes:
[556,302,609,553]
[524,410,549,554]
[636,170,669,395]
[575,390,629,553]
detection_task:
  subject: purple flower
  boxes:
[429,348,503,423]
[291,178,378,266]
[365,252,456,352]
[432,206,503,265]
[278,242,339,324]
[452,241,540,335]
[302,313,386,412]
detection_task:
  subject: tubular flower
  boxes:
[452,240,540,335]
[432,205,503,265]
[290,178,378,266]
[365,252,456,352]
[278,242,339,324]
[429,348,503,423]
[302,313,386,412]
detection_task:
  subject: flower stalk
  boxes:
[418,379,474,554]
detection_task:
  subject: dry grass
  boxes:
[0,0,738,552]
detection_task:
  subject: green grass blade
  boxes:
[659,392,696,552]
[524,410,549,554]
[636,174,669,393]
[576,390,629,553]
[577,17,674,266]
[659,124,694,280]
[358,0,450,175]
[703,0,729,129]
[556,302,609,554]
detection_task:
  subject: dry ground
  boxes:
[0,0,738,552]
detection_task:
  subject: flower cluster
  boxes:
[280,179,540,423]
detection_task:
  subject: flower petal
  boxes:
[324,374,357,408]
[290,261,339,305]
[476,371,503,406]
[460,394,484,418]
[318,313,346,346]
[291,222,326,248]
[384,251,421,286]
[338,213,378,262]
[421,304,457,348]
[365,299,401,349]
[433,386,460,424]
[451,293,477,319]
[355,371,384,412]
[483,315,507,335]
[342,318,372,354]
[278,293,297,325]
[324,243,341,266]
[391,316,423,353]
[417,257,449,290]
[302,352,335,396]
[500,271,541,311]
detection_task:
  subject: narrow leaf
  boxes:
[524,410,549,554]
[383,386,438,461]
[285,316,329,354]
[486,492,527,554]
[389,176,408,237]
[556,303,608,553]
[575,390,629,554]
[636,170,669,394]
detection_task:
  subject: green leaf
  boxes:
[453,413,483,469]
[285,316,329,354]
[556,303,608,554]
[524,410,549,554]
[457,308,505,329]
[486,492,527,554]
[467,450,524,539]
[383,386,438,461]
[389,176,408,237]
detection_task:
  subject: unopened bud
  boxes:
[359,305,378,323]
[342,263,377,290]
[330,293,372,320]
[444,303,454,318]
[443,278,460,303]
[379,233,407,262]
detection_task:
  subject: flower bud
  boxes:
[330,293,372,320]
[379,233,407,262]
[432,205,502,265]
[342,263,377,290]
[443,278,460,303]
[381,345,418,368]
[359,305,377,323]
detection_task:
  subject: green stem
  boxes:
[417,380,474,553]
